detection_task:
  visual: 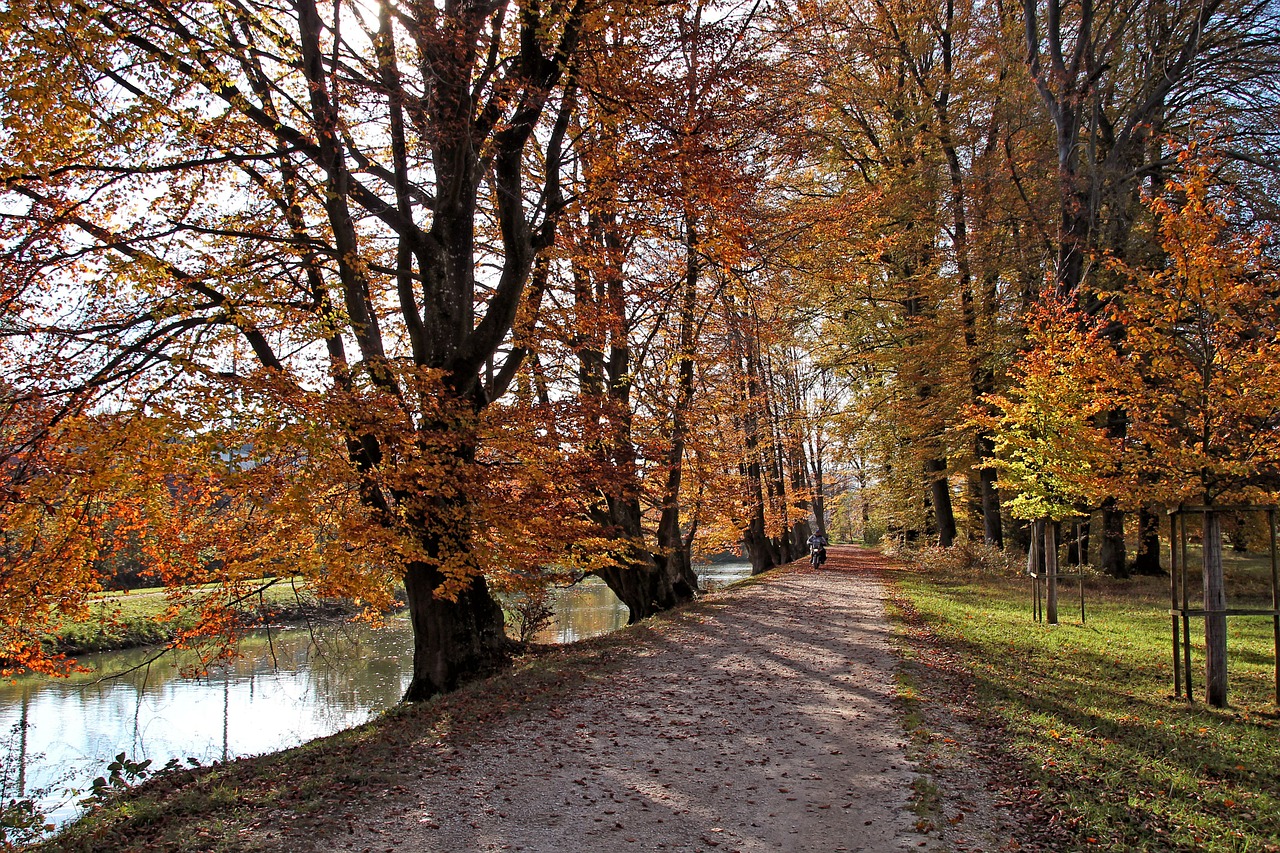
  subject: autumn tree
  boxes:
[775,0,1049,549]
[992,148,1280,697]
[982,297,1125,620]
[529,0,788,598]
[0,0,605,697]
[1107,152,1280,706]
[715,282,824,572]
[1021,0,1280,573]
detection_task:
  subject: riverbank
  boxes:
[38,550,935,853]
[43,581,386,658]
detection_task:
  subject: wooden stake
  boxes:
[1203,510,1228,708]
[1046,519,1059,626]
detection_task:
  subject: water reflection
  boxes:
[534,561,751,643]
[0,622,413,827]
[0,561,750,829]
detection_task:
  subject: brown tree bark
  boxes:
[1133,506,1164,575]
[1098,499,1129,578]
[402,568,508,701]
[926,458,958,548]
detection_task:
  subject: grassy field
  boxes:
[46,578,356,655]
[888,547,1279,852]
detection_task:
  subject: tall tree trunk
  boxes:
[1133,506,1163,575]
[978,434,1003,548]
[651,212,704,604]
[812,448,828,538]
[925,458,957,547]
[596,497,687,622]
[402,569,508,701]
[572,189,698,620]
[731,293,784,575]
[1098,499,1128,578]
[596,549,682,624]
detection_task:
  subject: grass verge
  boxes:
[46,579,373,657]
[886,558,1280,853]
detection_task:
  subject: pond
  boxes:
[0,563,752,830]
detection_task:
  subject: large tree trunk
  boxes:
[649,211,704,605]
[402,565,509,701]
[593,494,691,622]
[812,447,828,537]
[596,550,687,624]
[740,406,780,575]
[1133,506,1163,575]
[572,187,699,621]
[744,511,782,575]
[978,436,1003,548]
[1098,499,1128,577]
[925,458,957,547]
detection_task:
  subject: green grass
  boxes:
[46,579,356,655]
[889,557,1280,852]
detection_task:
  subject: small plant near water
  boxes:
[80,755,201,809]
[1,722,57,850]
[81,754,156,808]
[1,734,203,850]
[505,586,557,643]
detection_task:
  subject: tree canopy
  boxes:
[2,0,1279,689]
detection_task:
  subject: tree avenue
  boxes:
[2,0,1280,711]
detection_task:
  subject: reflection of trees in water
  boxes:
[536,564,752,644]
[278,620,414,713]
[540,580,629,644]
[0,618,416,827]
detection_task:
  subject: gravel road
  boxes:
[333,548,932,853]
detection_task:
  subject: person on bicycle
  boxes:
[807,531,828,567]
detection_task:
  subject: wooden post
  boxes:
[1182,513,1193,701]
[1170,512,1181,698]
[1078,521,1087,623]
[1203,510,1228,707]
[1271,509,1279,706]
[1030,520,1042,622]
[1046,519,1059,625]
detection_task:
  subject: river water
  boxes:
[0,563,751,828]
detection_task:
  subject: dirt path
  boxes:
[331,547,934,853]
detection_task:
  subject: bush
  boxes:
[910,541,1024,577]
[504,587,556,644]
